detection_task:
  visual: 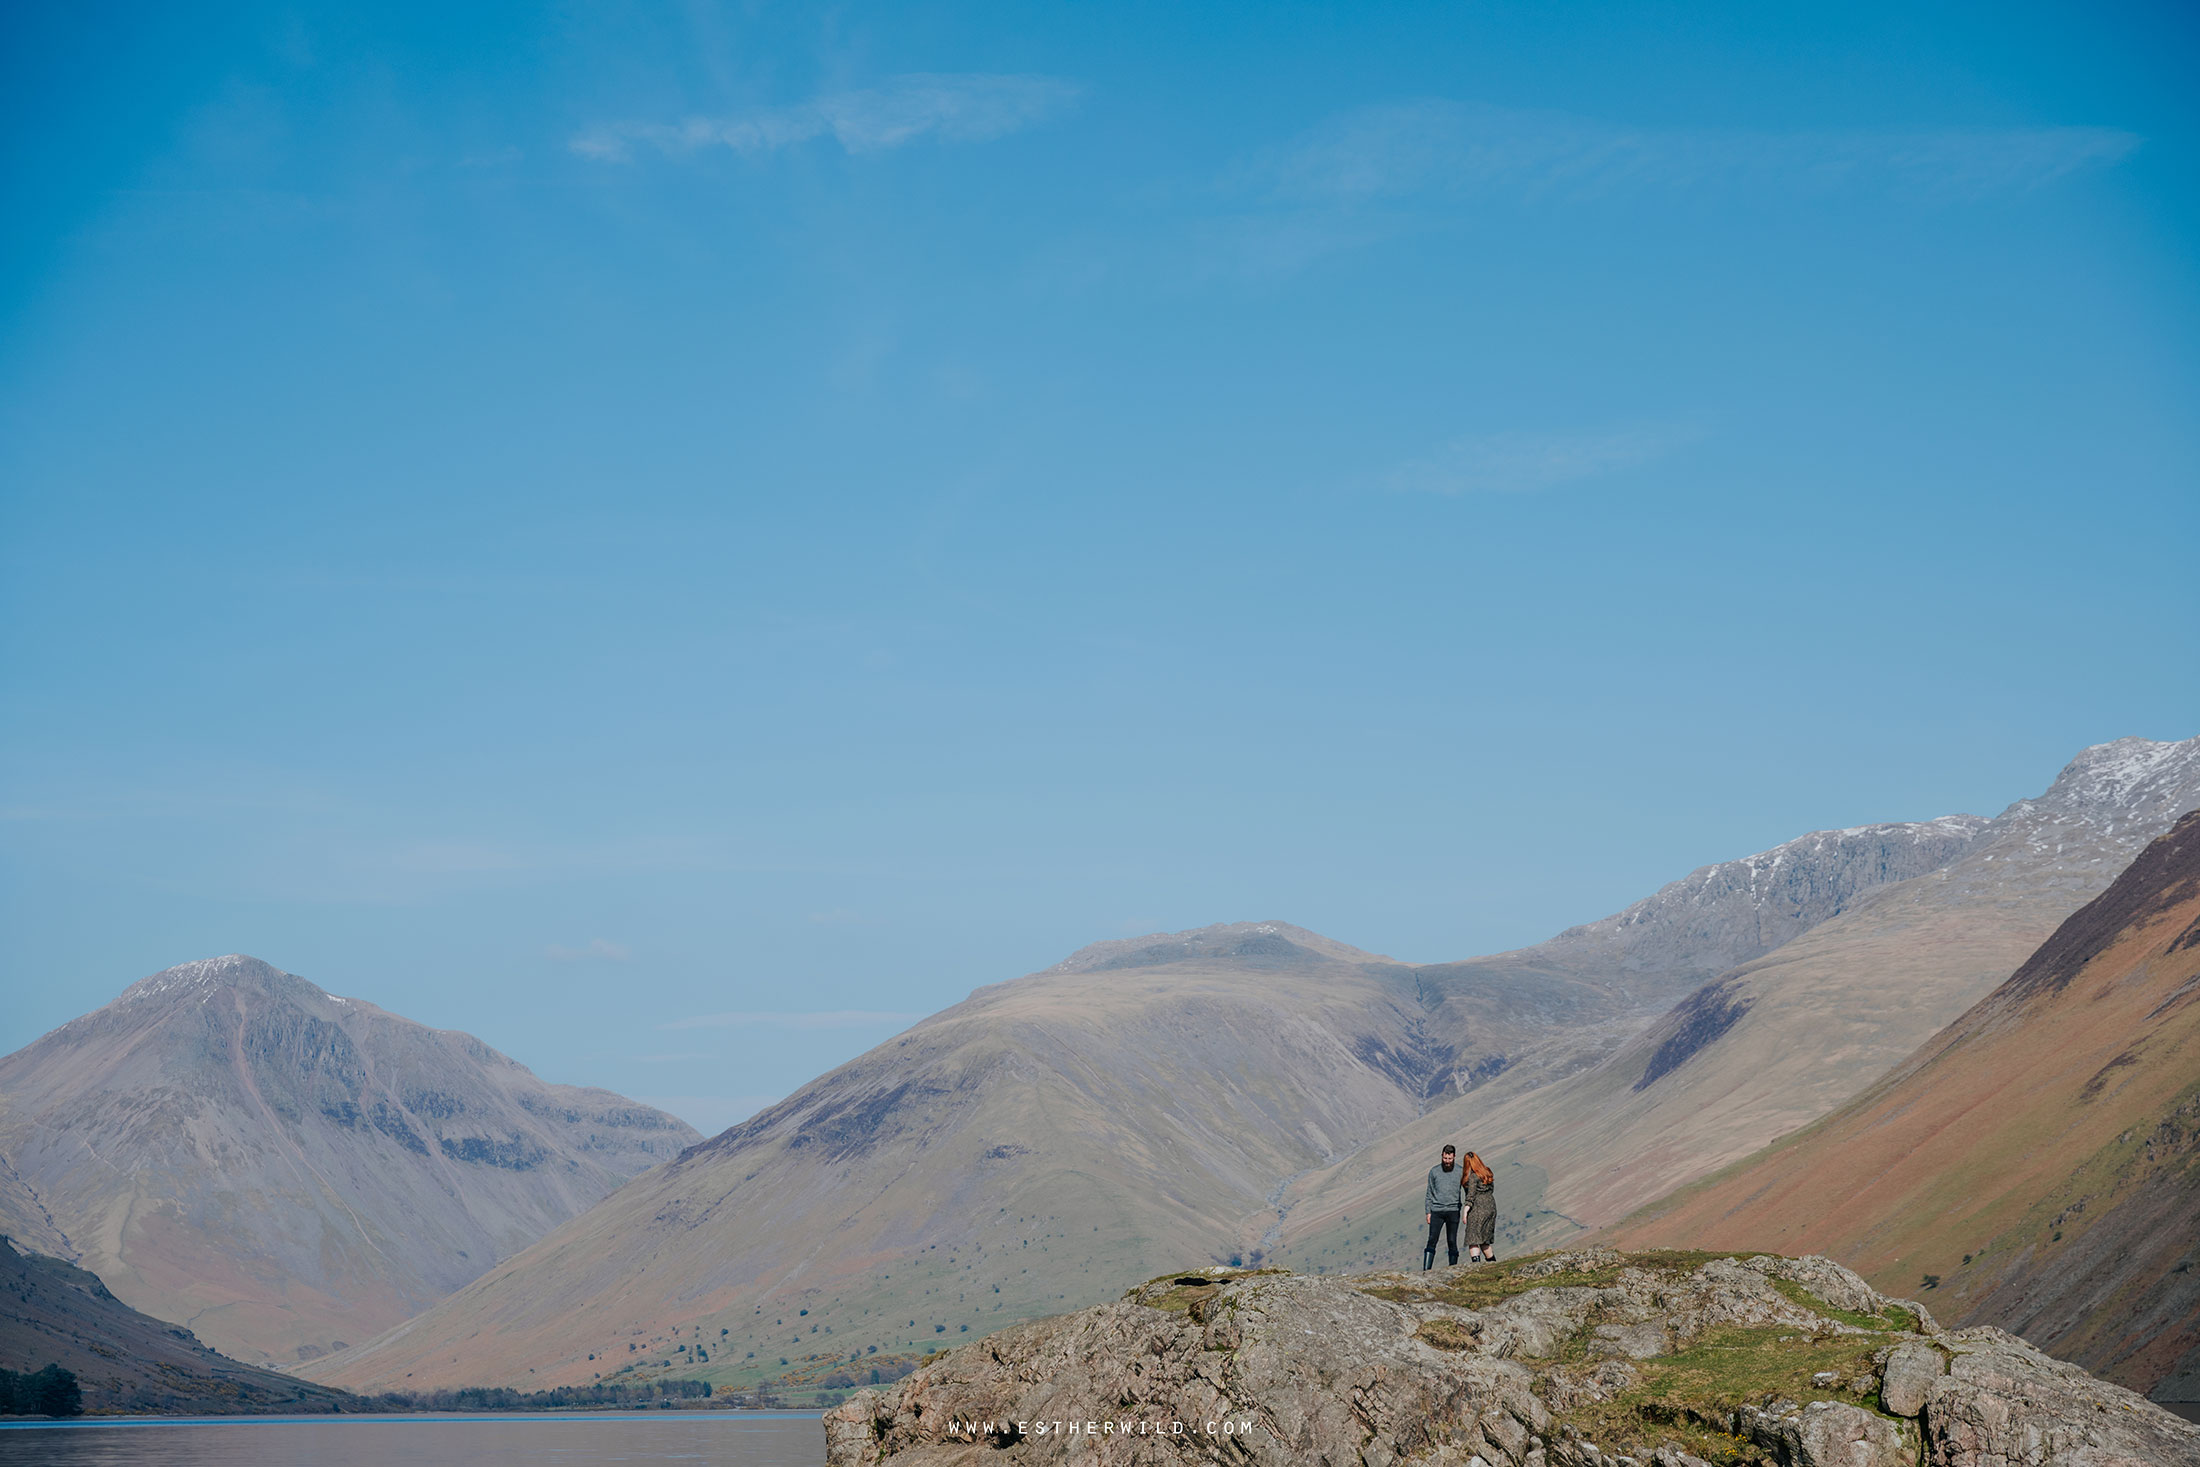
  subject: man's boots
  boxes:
[1422,1246,1436,1271]
[1447,1247,1460,1267]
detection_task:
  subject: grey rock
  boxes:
[1921,1327,2200,1466]
[1539,1362,1640,1413]
[1745,1254,1886,1319]
[1478,1287,1603,1359]
[825,1271,1549,1467]
[1880,1341,1946,1418]
[822,1255,2200,1467]
[1796,1401,1913,1466]
[1589,1323,1669,1360]
[1737,1400,1912,1466]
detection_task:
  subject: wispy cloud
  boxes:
[573,74,1081,162]
[395,834,722,877]
[1262,101,2140,205]
[1390,422,1703,495]
[658,1009,921,1032]
[544,937,632,962]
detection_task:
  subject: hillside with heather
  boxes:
[1604,806,2200,1403]
[1264,735,2200,1275]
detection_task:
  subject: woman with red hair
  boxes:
[1460,1151,1497,1262]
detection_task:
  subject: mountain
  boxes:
[301,924,1492,1395]
[0,1156,70,1259]
[0,1235,356,1415]
[1404,814,1990,1093]
[0,955,700,1365]
[1459,812,1990,997]
[300,814,1990,1396]
[1263,735,2200,1274]
[291,737,2192,1397]
[1602,807,2200,1404]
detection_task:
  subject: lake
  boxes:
[0,1411,825,1466]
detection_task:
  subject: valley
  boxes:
[7,734,2193,1422]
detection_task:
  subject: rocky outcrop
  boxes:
[1910,1328,2199,1467]
[1875,1343,1943,1419]
[822,1251,2200,1467]
[1730,1401,1909,1467]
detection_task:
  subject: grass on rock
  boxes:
[1551,1323,1909,1462]
[1362,1250,1757,1310]
[1361,1251,1920,1463]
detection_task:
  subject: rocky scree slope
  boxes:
[825,1248,2199,1467]
[1459,815,1989,1006]
[1401,817,1988,1097]
[0,956,698,1365]
[0,1235,354,1415]
[1606,805,2200,1403]
[1268,736,2200,1272]
[301,813,1982,1401]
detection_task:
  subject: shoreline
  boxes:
[0,1408,822,1429]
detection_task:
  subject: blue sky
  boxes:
[4,1,2197,1132]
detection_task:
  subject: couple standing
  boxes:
[1422,1143,1496,1269]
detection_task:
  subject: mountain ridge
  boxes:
[298,798,2004,1395]
[72,735,2195,1403]
[1039,921,1396,977]
[1600,807,2200,1401]
[1254,736,2200,1276]
[0,955,700,1365]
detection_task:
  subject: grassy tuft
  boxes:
[1552,1323,1906,1461]
[1760,1276,1916,1335]
[1415,1318,1477,1351]
[1360,1249,1758,1311]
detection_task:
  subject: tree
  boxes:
[3,1365,83,1418]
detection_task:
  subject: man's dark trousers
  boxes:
[1424,1210,1461,1269]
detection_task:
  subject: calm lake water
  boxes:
[0,1411,824,1466]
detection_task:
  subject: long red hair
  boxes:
[1462,1150,1494,1186]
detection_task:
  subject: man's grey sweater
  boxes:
[1426,1162,1465,1213]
